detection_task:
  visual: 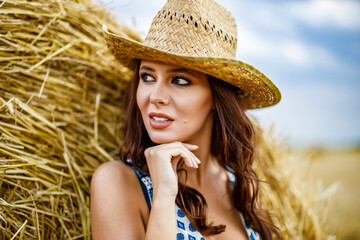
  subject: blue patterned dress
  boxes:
[130,166,261,240]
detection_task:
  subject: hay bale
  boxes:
[253,125,336,239]
[0,0,334,239]
[0,0,139,239]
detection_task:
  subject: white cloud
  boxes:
[286,0,360,30]
[236,26,340,69]
[251,82,360,147]
[237,1,297,34]
[236,26,272,58]
[224,0,344,70]
[281,40,340,68]
[101,0,166,36]
[281,40,309,65]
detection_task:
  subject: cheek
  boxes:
[136,84,147,114]
[179,90,213,124]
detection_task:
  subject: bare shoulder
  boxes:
[91,160,136,186]
[91,160,142,204]
[91,161,148,239]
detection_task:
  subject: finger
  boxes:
[182,143,199,151]
[162,147,197,168]
[160,142,198,151]
[187,152,199,167]
[159,144,196,165]
[155,143,199,168]
[178,144,199,168]
[178,143,201,165]
[179,144,201,165]
[193,155,201,164]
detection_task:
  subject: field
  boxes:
[291,147,360,240]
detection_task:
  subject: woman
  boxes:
[91,0,281,239]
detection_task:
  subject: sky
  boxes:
[100,0,360,149]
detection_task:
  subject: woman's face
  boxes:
[136,60,214,144]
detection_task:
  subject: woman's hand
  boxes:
[144,141,200,199]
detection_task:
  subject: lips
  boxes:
[149,112,174,129]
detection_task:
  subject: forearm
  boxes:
[143,142,199,239]
[145,194,177,240]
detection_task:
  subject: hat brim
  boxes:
[103,25,281,109]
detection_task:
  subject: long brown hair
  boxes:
[119,61,279,239]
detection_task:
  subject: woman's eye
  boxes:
[140,73,155,82]
[173,76,191,85]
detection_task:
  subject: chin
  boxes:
[149,134,178,144]
[147,131,185,144]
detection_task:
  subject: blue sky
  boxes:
[100,0,360,148]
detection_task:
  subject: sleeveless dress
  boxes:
[130,165,260,240]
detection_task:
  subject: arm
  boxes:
[144,142,200,240]
[90,142,200,240]
[144,191,177,239]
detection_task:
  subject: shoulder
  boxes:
[90,161,148,239]
[91,160,135,185]
[91,160,143,207]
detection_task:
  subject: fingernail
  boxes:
[186,143,198,148]
[196,158,201,164]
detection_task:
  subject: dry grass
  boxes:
[290,147,360,240]
[0,0,139,239]
[0,0,335,239]
[253,126,337,240]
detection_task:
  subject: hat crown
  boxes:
[144,0,237,58]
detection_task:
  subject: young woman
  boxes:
[91,0,281,239]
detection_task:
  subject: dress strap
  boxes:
[226,166,236,185]
[227,167,261,240]
[130,165,153,211]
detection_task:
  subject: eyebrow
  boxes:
[139,65,155,71]
[139,65,196,77]
[167,68,196,77]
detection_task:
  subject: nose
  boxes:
[149,80,170,106]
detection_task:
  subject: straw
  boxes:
[0,0,135,239]
[253,124,337,239]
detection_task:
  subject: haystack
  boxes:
[0,0,333,239]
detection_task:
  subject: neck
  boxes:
[179,116,225,188]
[179,151,222,189]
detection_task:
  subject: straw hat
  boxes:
[102,0,281,109]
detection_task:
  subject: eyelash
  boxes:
[140,73,192,86]
[172,75,191,85]
[140,73,155,82]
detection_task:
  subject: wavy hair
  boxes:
[119,61,279,239]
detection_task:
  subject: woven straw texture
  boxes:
[103,0,281,109]
[0,0,333,239]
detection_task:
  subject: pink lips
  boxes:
[149,112,174,129]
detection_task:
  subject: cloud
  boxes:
[280,40,340,68]
[251,82,360,147]
[286,0,360,30]
[233,0,360,31]
[101,0,166,36]
[221,0,345,70]
[236,26,340,69]
[233,1,297,34]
